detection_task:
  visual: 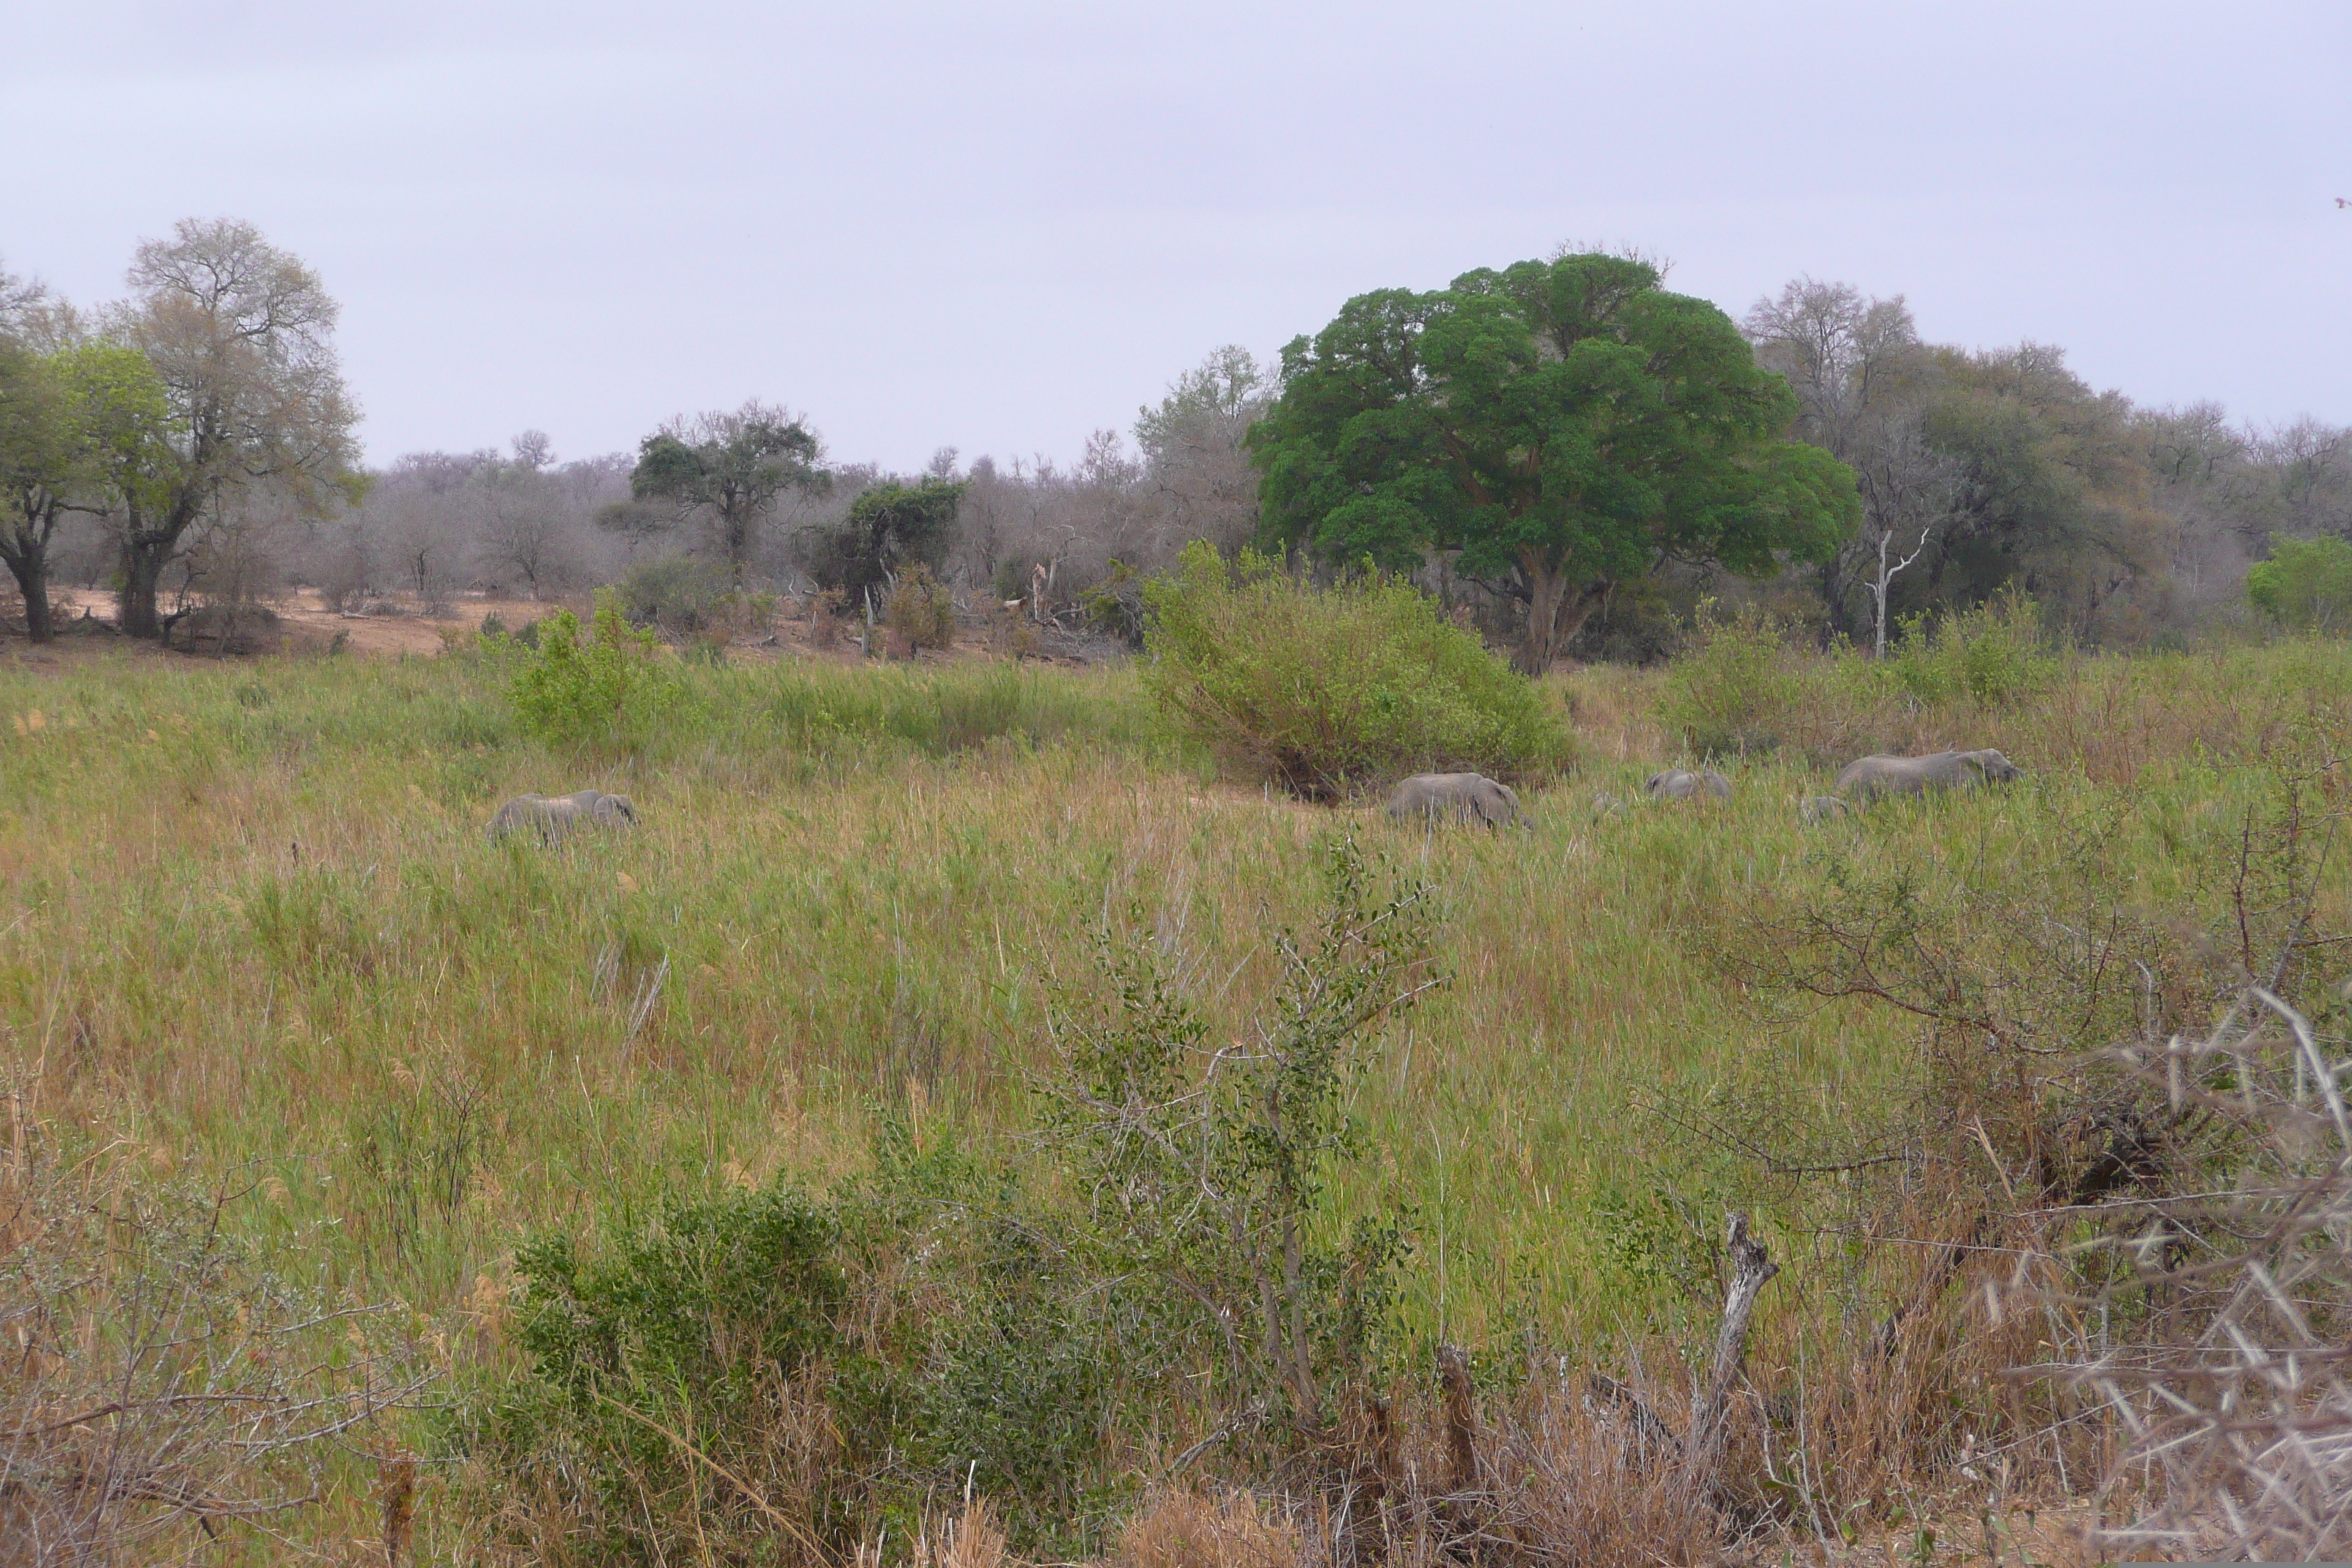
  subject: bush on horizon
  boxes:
[1139,542,1570,799]
[2247,533,2352,633]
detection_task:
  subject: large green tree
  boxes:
[1250,253,1860,671]
[0,342,174,642]
[622,401,826,581]
[111,219,362,639]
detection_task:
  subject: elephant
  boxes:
[1384,772,1523,829]
[487,790,640,843]
[1645,768,1733,802]
[1833,749,2023,804]
[1798,795,1852,825]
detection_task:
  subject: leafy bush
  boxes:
[1139,543,1570,799]
[1084,560,1147,649]
[1042,837,1436,1439]
[484,1184,861,1561]
[807,477,964,595]
[1890,589,2054,706]
[505,588,675,747]
[1654,603,1798,757]
[2247,533,2352,632]
[619,555,737,638]
[885,562,957,650]
[469,837,1437,1564]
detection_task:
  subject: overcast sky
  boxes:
[5,1,2346,471]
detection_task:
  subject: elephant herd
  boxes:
[1383,748,2024,830]
[482,749,2025,845]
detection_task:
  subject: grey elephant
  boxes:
[1833,749,2023,804]
[1646,768,1733,802]
[1798,795,1852,825]
[487,790,640,843]
[1384,772,1523,829]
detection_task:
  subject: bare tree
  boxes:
[0,256,48,338]
[1746,278,1948,652]
[306,442,627,609]
[1850,418,1960,657]
[475,431,572,598]
[1134,344,1270,558]
[2257,415,2352,540]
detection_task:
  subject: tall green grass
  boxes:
[1,636,2347,1553]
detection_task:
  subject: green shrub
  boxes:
[487,1184,862,1559]
[1139,542,1570,799]
[467,844,1439,1560]
[808,478,965,595]
[507,589,674,747]
[478,1150,1147,1562]
[2247,534,2352,633]
[1655,603,1800,757]
[884,562,957,650]
[1891,589,2054,706]
[619,556,737,638]
[1083,560,1147,649]
[1041,836,1433,1438]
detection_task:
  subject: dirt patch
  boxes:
[37,588,563,661]
[10,587,1129,671]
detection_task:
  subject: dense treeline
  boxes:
[4,227,2347,653]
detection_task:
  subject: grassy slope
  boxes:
[1,638,2347,1542]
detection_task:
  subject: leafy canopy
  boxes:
[1,343,177,523]
[623,401,825,576]
[1248,252,1859,669]
[808,476,965,595]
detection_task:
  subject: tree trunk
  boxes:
[18,560,52,643]
[1682,1212,1777,1504]
[118,539,173,640]
[723,506,751,585]
[1872,531,1894,660]
[1512,553,1610,676]
[1278,1210,1322,1431]
[1,545,53,644]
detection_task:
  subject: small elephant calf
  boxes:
[487,790,640,844]
[1798,795,1851,825]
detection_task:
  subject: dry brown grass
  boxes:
[1114,1488,1302,1568]
[0,1088,428,1566]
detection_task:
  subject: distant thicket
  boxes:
[8,235,2352,657]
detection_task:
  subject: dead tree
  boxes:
[1684,1212,1779,1502]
